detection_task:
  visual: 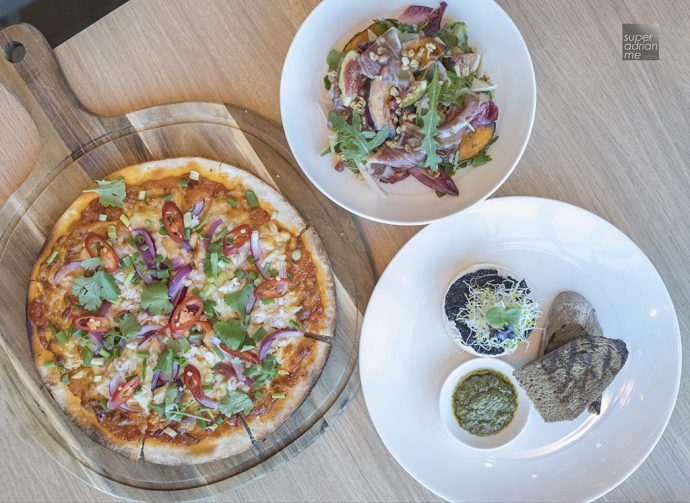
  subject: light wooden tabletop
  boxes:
[0,0,688,501]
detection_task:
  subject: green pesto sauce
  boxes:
[452,369,517,436]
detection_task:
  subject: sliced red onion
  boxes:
[134,262,154,284]
[249,230,265,276]
[181,240,193,252]
[202,238,211,250]
[109,371,124,396]
[216,362,236,379]
[206,218,222,238]
[230,359,253,386]
[97,301,112,317]
[246,289,257,314]
[193,393,219,409]
[151,370,161,390]
[53,261,82,284]
[168,264,191,299]
[138,324,163,336]
[259,330,304,360]
[131,228,157,269]
[172,286,188,313]
[89,331,104,351]
[190,200,205,216]
[158,362,180,384]
[171,256,185,270]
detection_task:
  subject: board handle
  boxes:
[0,23,118,153]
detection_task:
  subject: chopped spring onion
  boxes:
[189,170,200,181]
[46,250,59,265]
[91,357,106,366]
[138,190,146,200]
[137,350,150,358]
[92,375,102,383]
[98,348,111,358]
[245,190,259,207]
[61,374,71,384]
[226,196,237,207]
[42,360,55,368]
[107,224,117,241]
[83,347,93,366]
[178,179,188,188]
[291,249,302,261]
[255,391,263,399]
[54,329,69,345]
[272,392,285,399]
[163,427,178,437]
[163,193,172,201]
[119,214,131,227]
[98,214,107,222]
[183,212,193,228]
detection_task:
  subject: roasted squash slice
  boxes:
[459,125,495,161]
[402,37,446,70]
[343,23,387,53]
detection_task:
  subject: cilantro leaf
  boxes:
[203,237,224,279]
[81,257,102,270]
[244,354,279,387]
[83,177,126,208]
[116,312,141,339]
[470,150,492,167]
[71,271,120,312]
[141,281,172,314]
[328,110,390,166]
[417,64,442,171]
[224,284,253,314]
[154,348,175,378]
[213,319,247,351]
[218,390,253,417]
[438,22,471,53]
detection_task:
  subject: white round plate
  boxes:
[281,0,536,225]
[359,197,681,501]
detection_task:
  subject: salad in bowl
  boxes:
[323,2,499,197]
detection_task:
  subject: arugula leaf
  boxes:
[244,354,279,387]
[213,319,247,350]
[71,271,120,311]
[218,390,253,417]
[375,17,425,34]
[438,22,471,52]
[328,110,390,165]
[154,348,175,378]
[326,49,345,72]
[116,312,141,339]
[224,284,253,314]
[417,64,442,171]
[141,281,172,314]
[83,177,126,208]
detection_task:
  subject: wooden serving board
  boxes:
[0,24,375,501]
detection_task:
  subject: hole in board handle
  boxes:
[4,41,26,63]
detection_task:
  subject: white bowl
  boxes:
[438,357,530,449]
[280,0,536,225]
[442,262,537,357]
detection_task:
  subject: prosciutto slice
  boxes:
[436,93,483,146]
[359,28,413,89]
[368,145,426,168]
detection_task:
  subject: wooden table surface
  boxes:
[0,0,687,501]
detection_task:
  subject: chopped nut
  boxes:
[385,140,397,147]
[404,143,412,152]
[409,59,420,69]
[425,43,437,52]
[376,47,385,55]
[369,51,379,61]
[390,87,399,97]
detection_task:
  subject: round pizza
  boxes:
[27,158,335,464]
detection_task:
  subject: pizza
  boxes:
[27,157,335,464]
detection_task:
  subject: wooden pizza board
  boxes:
[0,24,375,501]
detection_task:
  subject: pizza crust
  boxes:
[142,425,253,465]
[300,227,337,337]
[244,338,330,441]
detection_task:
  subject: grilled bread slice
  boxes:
[539,291,605,413]
[514,335,628,422]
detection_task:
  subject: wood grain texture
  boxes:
[0,0,687,501]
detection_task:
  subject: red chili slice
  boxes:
[85,232,119,272]
[162,201,185,243]
[72,315,111,332]
[169,295,204,331]
[223,224,251,256]
[219,342,260,365]
[108,375,141,410]
[183,364,218,409]
[254,278,290,299]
